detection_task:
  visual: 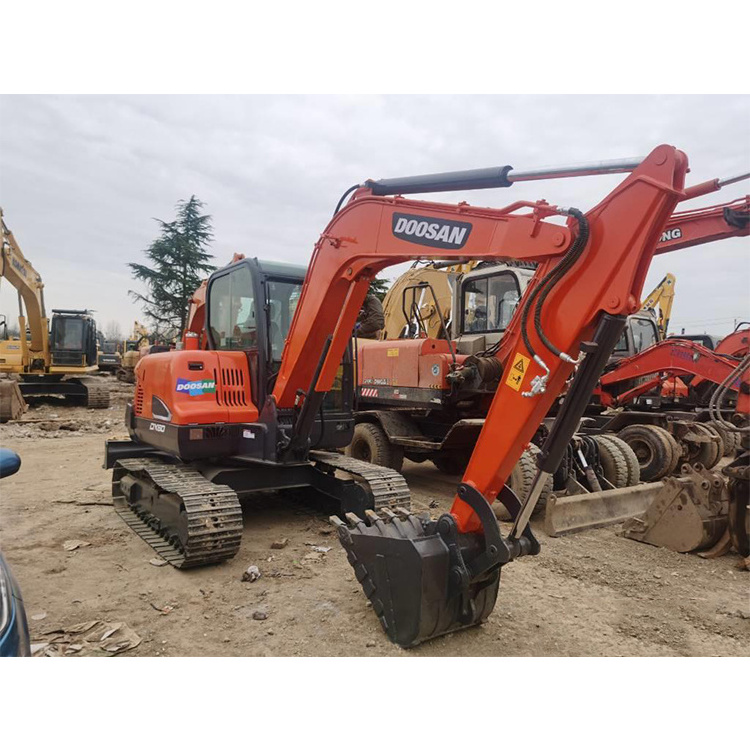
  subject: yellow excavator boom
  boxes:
[641,272,676,339]
[0,207,50,370]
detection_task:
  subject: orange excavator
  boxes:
[107,145,738,647]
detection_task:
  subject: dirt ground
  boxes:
[1,375,748,657]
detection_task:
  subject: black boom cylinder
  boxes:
[366,165,514,195]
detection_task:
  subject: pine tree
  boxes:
[129,196,216,338]
[370,276,390,301]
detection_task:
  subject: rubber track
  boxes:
[310,451,411,513]
[112,458,243,568]
[80,376,110,408]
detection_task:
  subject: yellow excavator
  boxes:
[0,208,109,421]
[116,321,152,383]
[640,272,675,339]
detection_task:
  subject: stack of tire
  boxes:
[615,420,737,482]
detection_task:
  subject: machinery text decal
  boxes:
[505,352,530,392]
[392,213,472,250]
[176,377,216,396]
[660,227,682,242]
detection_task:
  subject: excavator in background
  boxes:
[105,145,743,647]
[96,331,122,373]
[0,209,109,421]
[116,321,152,383]
[640,273,675,339]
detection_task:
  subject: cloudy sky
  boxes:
[0,95,748,338]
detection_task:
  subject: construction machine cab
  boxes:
[453,263,536,355]
[49,309,99,368]
[608,311,661,363]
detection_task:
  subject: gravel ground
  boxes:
[1,376,748,656]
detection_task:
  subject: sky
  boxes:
[0,94,748,339]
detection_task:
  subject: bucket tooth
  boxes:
[345,512,366,529]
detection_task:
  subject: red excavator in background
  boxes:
[108,145,740,647]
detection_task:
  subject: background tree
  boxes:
[129,196,215,338]
[370,276,390,301]
[104,320,123,342]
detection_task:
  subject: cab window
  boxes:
[461,272,520,334]
[631,317,659,353]
[266,279,302,360]
[53,317,85,351]
[209,265,257,350]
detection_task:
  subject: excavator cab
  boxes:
[120,256,354,462]
[49,309,99,368]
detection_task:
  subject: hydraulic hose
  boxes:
[519,208,590,394]
[708,352,750,432]
[333,185,360,216]
[532,208,590,360]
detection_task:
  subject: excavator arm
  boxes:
[655,195,749,254]
[0,208,49,369]
[276,146,687,525]
[302,145,691,646]
[598,339,750,409]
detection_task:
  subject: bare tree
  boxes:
[105,320,123,342]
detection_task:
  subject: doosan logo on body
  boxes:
[176,377,216,396]
[392,213,472,250]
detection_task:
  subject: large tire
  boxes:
[495,444,552,521]
[682,423,721,470]
[345,422,404,472]
[593,435,630,488]
[618,424,678,481]
[704,420,739,458]
[597,434,640,487]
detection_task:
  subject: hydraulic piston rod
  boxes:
[366,156,646,195]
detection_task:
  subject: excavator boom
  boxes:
[324,145,690,644]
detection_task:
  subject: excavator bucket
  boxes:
[333,486,537,648]
[334,510,498,647]
[621,464,727,553]
[0,380,26,423]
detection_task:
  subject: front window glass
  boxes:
[209,265,258,350]
[54,318,84,350]
[631,318,659,353]
[266,279,302,360]
[614,330,629,352]
[462,273,520,334]
[103,342,118,354]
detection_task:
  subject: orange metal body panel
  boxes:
[134,350,258,424]
[715,327,750,358]
[356,338,462,388]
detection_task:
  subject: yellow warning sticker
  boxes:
[506,352,530,391]
[387,348,400,358]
